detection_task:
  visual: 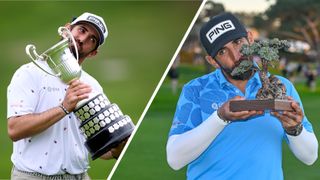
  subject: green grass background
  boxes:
[112,64,320,180]
[0,1,201,179]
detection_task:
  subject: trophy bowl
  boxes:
[26,27,81,83]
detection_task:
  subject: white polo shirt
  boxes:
[7,61,104,175]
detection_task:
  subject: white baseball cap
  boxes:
[71,12,108,47]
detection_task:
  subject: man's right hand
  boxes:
[218,96,263,122]
[62,79,92,112]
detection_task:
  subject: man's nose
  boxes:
[230,47,241,62]
[73,38,83,48]
[75,34,89,45]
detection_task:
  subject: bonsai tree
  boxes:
[231,38,290,100]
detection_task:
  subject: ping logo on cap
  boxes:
[206,20,235,43]
[87,15,106,33]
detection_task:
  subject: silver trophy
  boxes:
[25,27,135,160]
[26,27,81,83]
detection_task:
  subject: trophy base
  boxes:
[74,93,135,160]
[230,99,294,112]
[85,118,135,160]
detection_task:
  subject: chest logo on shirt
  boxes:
[211,102,224,110]
[46,86,60,92]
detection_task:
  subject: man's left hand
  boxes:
[99,138,129,160]
[271,96,304,132]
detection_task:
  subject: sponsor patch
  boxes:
[87,16,105,33]
[206,20,235,43]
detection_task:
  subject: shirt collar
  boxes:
[215,69,229,88]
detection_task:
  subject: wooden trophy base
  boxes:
[230,99,294,112]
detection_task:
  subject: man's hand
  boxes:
[100,138,129,160]
[62,79,92,112]
[271,96,303,132]
[218,96,264,122]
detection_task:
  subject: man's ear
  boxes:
[206,55,220,69]
[247,31,254,44]
[65,23,71,30]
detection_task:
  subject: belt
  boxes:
[14,167,87,180]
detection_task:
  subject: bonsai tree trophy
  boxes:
[229,38,296,112]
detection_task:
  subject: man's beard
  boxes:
[70,45,86,59]
[222,66,253,80]
[219,60,254,80]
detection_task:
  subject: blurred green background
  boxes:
[0,1,201,179]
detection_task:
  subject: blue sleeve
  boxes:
[168,84,203,137]
[277,76,314,144]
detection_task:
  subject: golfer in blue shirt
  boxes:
[166,12,318,180]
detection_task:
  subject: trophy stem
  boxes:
[260,59,270,89]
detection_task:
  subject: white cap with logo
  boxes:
[71,12,108,47]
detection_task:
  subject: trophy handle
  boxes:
[58,27,79,62]
[25,44,60,77]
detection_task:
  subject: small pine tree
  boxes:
[232,38,290,99]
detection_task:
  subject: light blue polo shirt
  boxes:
[168,69,313,180]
